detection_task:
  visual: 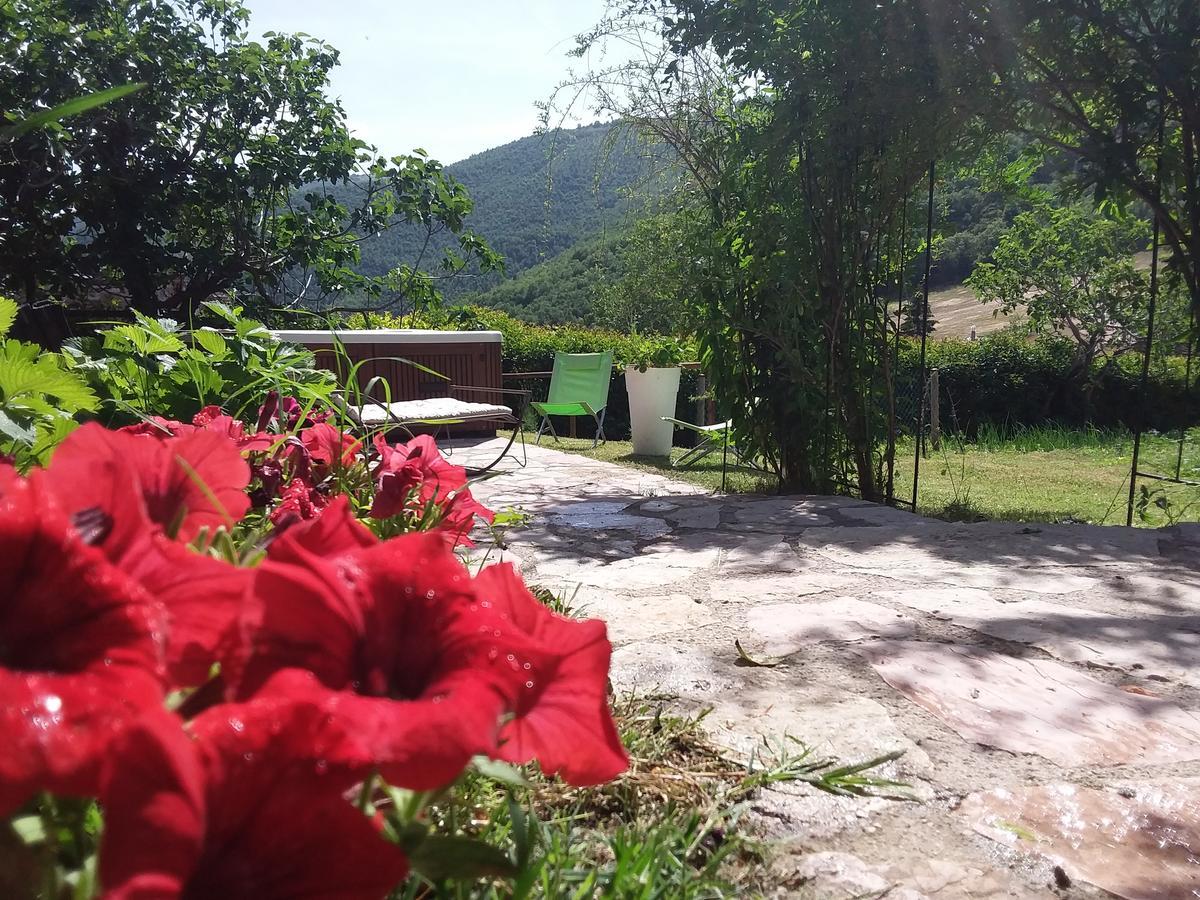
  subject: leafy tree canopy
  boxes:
[0,0,498,325]
[970,206,1151,375]
[999,0,1200,311]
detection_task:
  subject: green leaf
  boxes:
[471,756,531,788]
[192,328,228,356]
[407,835,517,882]
[0,350,98,411]
[0,297,17,339]
[0,83,145,142]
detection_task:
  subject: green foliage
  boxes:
[0,296,97,469]
[969,205,1153,380]
[591,212,698,334]
[657,0,1001,497]
[621,334,690,372]
[0,0,496,321]
[462,231,626,324]
[389,694,904,898]
[64,301,337,425]
[1001,0,1200,313]
[347,122,664,306]
[461,138,1069,329]
[898,331,1199,434]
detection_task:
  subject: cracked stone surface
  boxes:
[453,438,1200,898]
[859,640,1200,766]
[960,781,1200,900]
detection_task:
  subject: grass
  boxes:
[389,695,907,898]
[540,427,1200,527]
[895,426,1200,526]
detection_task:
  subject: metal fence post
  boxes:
[929,369,940,451]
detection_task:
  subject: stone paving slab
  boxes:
[859,640,1200,767]
[453,438,1200,898]
[960,781,1200,900]
[879,587,1200,685]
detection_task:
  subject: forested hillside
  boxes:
[347,122,664,299]
[330,122,1073,327]
[465,159,1043,325]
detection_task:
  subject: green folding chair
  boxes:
[531,351,613,448]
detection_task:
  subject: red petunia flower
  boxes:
[267,478,329,531]
[191,406,277,453]
[369,434,493,544]
[48,423,250,543]
[300,422,361,471]
[0,470,164,814]
[280,396,333,430]
[230,504,505,789]
[45,424,254,688]
[228,502,625,788]
[472,564,628,786]
[98,700,406,900]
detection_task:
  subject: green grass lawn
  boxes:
[543,427,1200,527]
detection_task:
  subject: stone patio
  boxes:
[455,438,1200,899]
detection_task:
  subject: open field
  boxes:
[545,426,1200,527]
[921,283,1016,338]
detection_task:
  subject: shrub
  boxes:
[898,331,1198,434]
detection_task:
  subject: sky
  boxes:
[241,0,612,165]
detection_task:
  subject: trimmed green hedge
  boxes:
[351,309,1196,439]
[897,332,1198,434]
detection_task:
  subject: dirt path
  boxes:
[460,439,1200,899]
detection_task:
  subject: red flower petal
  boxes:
[258,669,504,791]
[301,422,361,468]
[0,471,163,813]
[97,710,204,898]
[472,565,628,786]
[100,700,405,900]
[48,423,250,543]
[125,537,253,688]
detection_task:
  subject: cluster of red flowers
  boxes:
[0,414,627,898]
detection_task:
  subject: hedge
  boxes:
[898,332,1199,435]
[351,308,1197,440]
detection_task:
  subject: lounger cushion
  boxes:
[352,398,512,427]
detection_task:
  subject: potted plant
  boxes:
[623,335,687,456]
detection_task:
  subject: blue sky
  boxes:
[242,0,610,164]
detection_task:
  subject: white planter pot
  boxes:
[625,366,681,456]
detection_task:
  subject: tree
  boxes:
[591,211,698,334]
[565,0,1001,496]
[998,0,1200,314]
[0,0,499,328]
[898,292,938,338]
[969,206,1150,390]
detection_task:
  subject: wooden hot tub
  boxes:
[272,329,504,436]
